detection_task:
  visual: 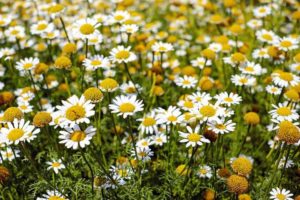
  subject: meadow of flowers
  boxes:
[0,0,300,199]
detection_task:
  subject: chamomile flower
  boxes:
[121,24,139,34]
[109,95,143,118]
[214,92,242,106]
[136,138,152,150]
[83,55,110,71]
[256,29,279,44]
[56,95,95,127]
[120,81,141,96]
[1,147,20,161]
[179,125,210,147]
[266,85,281,95]
[15,57,39,71]
[111,10,131,24]
[30,21,54,35]
[272,71,300,87]
[274,37,299,51]
[197,165,212,178]
[152,42,174,53]
[152,133,167,146]
[278,156,294,169]
[231,75,256,87]
[191,57,212,69]
[177,99,196,111]
[59,125,96,150]
[37,190,68,200]
[208,118,236,134]
[270,188,293,200]
[188,92,212,104]
[0,119,35,145]
[240,62,263,76]
[156,106,183,125]
[253,6,271,18]
[72,18,100,40]
[132,147,154,162]
[46,159,65,174]
[47,3,65,18]
[193,103,222,122]
[110,46,136,63]
[137,112,158,134]
[269,102,299,122]
[174,75,197,89]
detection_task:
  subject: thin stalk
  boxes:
[59,17,71,42]
[79,145,94,194]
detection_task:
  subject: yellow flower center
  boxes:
[276,194,286,200]
[239,78,248,84]
[125,87,136,94]
[79,24,95,35]
[115,50,130,59]
[183,101,193,108]
[70,131,86,142]
[119,103,135,113]
[182,80,191,85]
[231,53,245,62]
[91,60,101,66]
[49,196,65,200]
[262,34,272,41]
[187,133,201,142]
[158,46,167,51]
[114,15,124,21]
[259,8,266,13]
[156,138,163,142]
[142,117,156,126]
[244,66,254,72]
[216,124,226,130]
[52,162,61,167]
[280,40,292,48]
[279,72,293,81]
[48,4,64,13]
[37,23,47,31]
[7,128,25,142]
[200,105,216,117]
[277,107,292,116]
[100,78,118,90]
[65,105,86,121]
[23,63,33,69]
[199,169,207,174]
[11,30,19,35]
[167,115,177,122]
[224,97,233,102]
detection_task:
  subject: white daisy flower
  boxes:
[207,118,236,134]
[269,102,299,122]
[0,119,36,145]
[253,6,272,18]
[132,147,153,162]
[83,55,110,71]
[256,29,279,44]
[136,138,152,150]
[240,62,263,76]
[15,57,39,71]
[179,125,210,147]
[188,92,212,105]
[266,85,281,95]
[109,95,143,118]
[191,57,212,69]
[214,92,242,106]
[197,165,212,178]
[137,111,158,134]
[156,106,183,125]
[174,75,197,89]
[151,133,167,146]
[270,187,293,200]
[59,125,96,150]
[46,159,66,174]
[72,18,100,40]
[278,156,294,169]
[231,74,256,87]
[110,45,136,63]
[56,95,95,127]
[1,147,20,161]
[37,190,68,200]
[30,20,54,35]
[151,42,174,53]
[274,37,299,52]
[110,10,131,24]
[120,81,141,96]
[272,71,300,88]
